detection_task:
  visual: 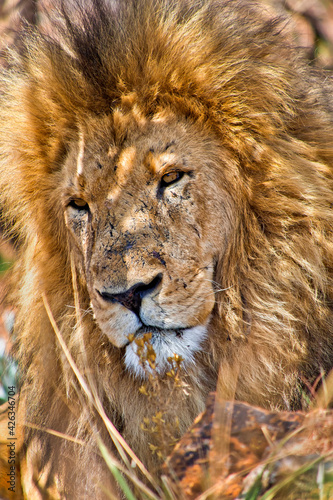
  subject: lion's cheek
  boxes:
[90,297,141,347]
[140,283,215,328]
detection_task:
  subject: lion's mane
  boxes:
[1,0,333,497]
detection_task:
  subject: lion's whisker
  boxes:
[66,304,94,317]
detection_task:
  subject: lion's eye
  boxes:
[160,171,184,187]
[68,198,89,211]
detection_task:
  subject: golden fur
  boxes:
[1,0,333,497]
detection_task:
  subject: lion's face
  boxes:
[63,110,235,375]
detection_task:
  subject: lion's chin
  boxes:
[124,325,208,378]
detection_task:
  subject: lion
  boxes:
[0,0,333,497]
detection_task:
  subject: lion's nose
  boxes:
[97,273,163,317]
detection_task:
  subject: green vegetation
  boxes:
[0,337,18,405]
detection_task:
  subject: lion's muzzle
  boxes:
[97,273,163,317]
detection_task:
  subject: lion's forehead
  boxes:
[65,120,196,218]
[68,109,218,188]
[107,145,179,192]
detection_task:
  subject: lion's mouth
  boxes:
[124,324,208,378]
[129,325,184,342]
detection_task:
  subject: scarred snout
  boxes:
[97,273,163,317]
